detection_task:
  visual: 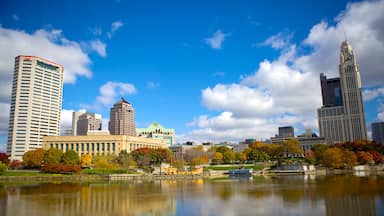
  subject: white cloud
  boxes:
[363,87,384,101]
[89,27,102,36]
[184,0,384,142]
[146,81,160,89]
[259,32,293,49]
[89,39,107,57]
[0,27,94,137]
[111,21,124,32]
[294,0,384,86]
[204,30,229,49]
[0,103,10,135]
[60,109,75,133]
[82,81,137,110]
[108,20,124,38]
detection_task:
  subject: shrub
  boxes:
[0,162,7,174]
[41,164,81,174]
[9,160,23,169]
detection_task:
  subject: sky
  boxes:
[0,0,384,151]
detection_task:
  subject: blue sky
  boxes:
[0,0,384,149]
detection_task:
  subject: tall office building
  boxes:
[108,98,136,136]
[318,41,367,143]
[7,55,64,160]
[76,112,102,135]
[372,122,384,145]
[71,111,84,136]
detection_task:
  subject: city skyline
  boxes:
[1,0,384,150]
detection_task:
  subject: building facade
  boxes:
[71,111,84,136]
[42,135,168,156]
[137,122,175,146]
[279,126,295,138]
[7,56,63,160]
[372,122,384,145]
[318,41,367,143]
[108,98,136,136]
[76,112,102,135]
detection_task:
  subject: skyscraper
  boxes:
[76,112,102,135]
[372,122,384,145]
[278,126,294,138]
[71,111,84,136]
[339,41,367,141]
[7,55,64,160]
[108,98,136,136]
[318,41,367,143]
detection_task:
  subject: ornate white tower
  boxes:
[339,40,367,141]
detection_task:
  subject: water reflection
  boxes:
[0,175,382,216]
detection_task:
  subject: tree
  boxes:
[223,151,235,164]
[62,150,79,165]
[22,149,45,168]
[81,154,92,168]
[173,159,185,170]
[235,152,246,163]
[312,144,329,164]
[118,150,136,169]
[322,148,343,168]
[93,155,119,169]
[368,151,383,164]
[0,162,7,174]
[212,152,223,164]
[9,160,22,169]
[190,155,209,166]
[356,151,373,165]
[0,152,10,165]
[216,146,231,155]
[281,139,303,157]
[43,148,63,164]
[341,150,357,168]
[151,148,172,165]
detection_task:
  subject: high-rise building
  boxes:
[137,122,176,146]
[372,122,384,145]
[71,111,84,136]
[278,126,294,138]
[318,41,367,143]
[7,55,64,160]
[76,112,102,135]
[108,98,136,136]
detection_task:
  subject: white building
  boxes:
[7,56,64,160]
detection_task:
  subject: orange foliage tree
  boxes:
[356,151,373,164]
[22,149,46,168]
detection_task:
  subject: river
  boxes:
[0,174,383,216]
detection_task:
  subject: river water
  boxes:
[0,174,383,216]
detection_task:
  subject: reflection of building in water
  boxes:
[4,183,176,216]
[325,196,376,216]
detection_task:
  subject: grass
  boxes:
[1,171,55,177]
[82,168,137,175]
[207,164,267,171]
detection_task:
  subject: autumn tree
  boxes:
[43,148,63,164]
[281,139,303,158]
[341,150,357,168]
[322,148,343,169]
[190,155,209,166]
[93,154,119,169]
[368,151,383,164]
[222,151,235,164]
[118,150,137,169]
[212,152,223,164]
[0,152,10,165]
[80,154,92,168]
[235,152,246,163]
[22,149,45,168]
[311,144,329,164]
[62,150,79,165]
[356,151,373,165]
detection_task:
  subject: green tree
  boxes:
[93,155,119,169]
[43,148,63,164]
[118,150,137,169]
[22,149,45,168]
[223,151,235,164]
[61,150,79,165]
[216,146,231,155]
[311,144,329,164]
[0,162,7,174]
